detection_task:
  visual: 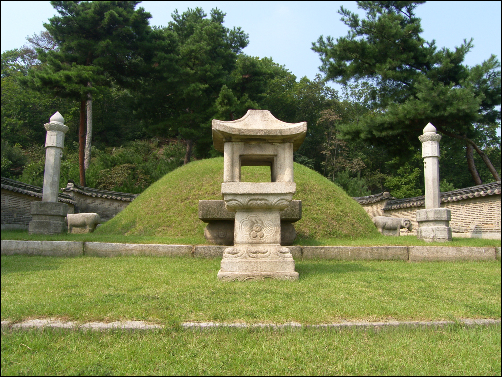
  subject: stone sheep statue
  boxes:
[372,216,412,236]
[67,213,101,234]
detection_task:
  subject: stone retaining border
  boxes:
[1,318,499,331]
[1,240,500,261]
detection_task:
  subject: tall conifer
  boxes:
[22,1,153,185]
[313,1,501,185]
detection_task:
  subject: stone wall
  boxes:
[62,181,138,222]
[1,177,75,230]
[1,178,136,229]
[1,190,41,229]
[352,192,393,218]
[355,181,501,239]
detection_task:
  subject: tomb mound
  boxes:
[95,157,380,242]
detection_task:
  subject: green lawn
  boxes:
[2,324,500,376]
[2,256,500,323]
[1,255,500,375]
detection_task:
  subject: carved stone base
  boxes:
[28,201,68,235]
[417,226,452,242]
[416,208,452,242]
[204,221,234,245]
[217,244,299,281]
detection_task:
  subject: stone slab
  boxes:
[29,201,68,235]
[204,221,234,245]
[194,245,227,258]
[287,246,302,259]
[1,240,83,256]
[222,181,296,195]
[2,241,499,262]
[416,208,451,221]
[301,246,408,260]
[198,200,302,222]
[417,226,452,242]
[83,242,192,257]
[30,201,68,216]
[409,246,496,261]
[28,219,67,235]
[3,318,499,331]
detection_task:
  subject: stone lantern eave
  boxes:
[212,110,307,152]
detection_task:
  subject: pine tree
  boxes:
[312,1,501,185]
[137,8,249,164]
[21,1,153,186]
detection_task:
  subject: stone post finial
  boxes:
[50,111,65,125]
[423,122,436,133]
[42,112,68,202]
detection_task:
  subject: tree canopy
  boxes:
[2,1,500,198]
[21,0,154,185]
[136,7,249,163]
[312,0,501,185]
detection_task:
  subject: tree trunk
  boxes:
[435,126,500,184]
[79,99,86,186]
[184,139,194,165]
[470,141,501,182]
[84,83,92,171]
[466,142,482,185]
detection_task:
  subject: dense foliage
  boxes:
[312,1,501,187]
[1,1,500,198]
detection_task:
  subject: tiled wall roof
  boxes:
[352,191,394,205]
[62,181,138,202]
[382,181,501,211]
[1,177,75,205]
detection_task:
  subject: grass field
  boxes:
[2,324,500,375]
[1,255,500,375]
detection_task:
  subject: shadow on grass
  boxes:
[0,255,63,275]
[296,261,375,277]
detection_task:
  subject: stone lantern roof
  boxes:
[212,109,307,152]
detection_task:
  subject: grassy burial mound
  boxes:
[96,157,380,242]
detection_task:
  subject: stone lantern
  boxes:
[212,110,307,280]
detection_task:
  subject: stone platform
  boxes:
[2,240,500,261]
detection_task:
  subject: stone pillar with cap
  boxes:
[416,122,452,242]
[28,112,69,234]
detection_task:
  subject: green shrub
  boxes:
[0,140,27,178]
[97,163,149,193]
[12,138,185,193]
[332,170,371,197]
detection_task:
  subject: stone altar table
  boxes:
[198,199,302,245]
